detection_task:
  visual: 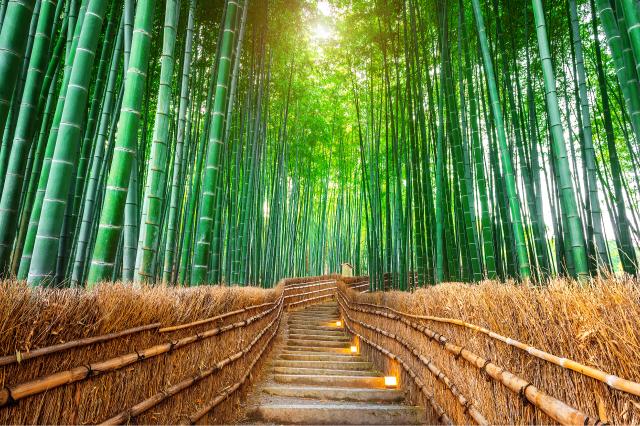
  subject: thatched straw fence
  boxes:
[0,275,345,424]
[337,276,640,425]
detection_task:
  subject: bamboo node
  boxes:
[480,359,491,381]
[1,387,16,407]
[134,349,145,361]
[454,346,464,360]
[519,382,533,405]
[85,364,95,377]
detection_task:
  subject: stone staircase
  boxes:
[244,301,426,425]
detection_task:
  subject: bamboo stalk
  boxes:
[0,322,160,367]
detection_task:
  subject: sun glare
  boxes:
[318,1,332,16]
[312,23,333,42]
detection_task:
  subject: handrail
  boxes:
[0,293,285,408]
[345,290,640,398]
[336,293,487,425]
[284,280,336,291]
[101,301,283,425]
[159,300,276,333]
[0,322,161,367]
[182,305,283,424]
[337,302,452,424]
[337,288,601,426]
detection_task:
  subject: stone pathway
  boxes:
[243,301,426,425]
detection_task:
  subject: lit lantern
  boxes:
[350,345,358,354]
[384,376,398,388]
[336,320,342,327]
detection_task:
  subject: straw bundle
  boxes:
[0,280,281,424]
[338,276,640,424]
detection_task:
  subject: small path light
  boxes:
[350,345,358,354]
[336,320,342,327]
[384,376,398,388]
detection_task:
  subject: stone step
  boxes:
[285,345,348,353]
[287,333,349,342]
[271,360,373,370]
[288,320,338,326]
[287,324,342,331]
[251,403,425,425]
[274,374,385,388]
[262,385,405,403]
[291,307,337,312]
[288,328,345,336]
[279,352,364,362]
[271,366,377,376]
[287,338,350,348]
[289,313,337,318]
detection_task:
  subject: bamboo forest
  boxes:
[3,0,640,424]
[0,0,639,289]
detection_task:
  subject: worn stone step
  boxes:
[279,352,363,362]
[262,385,405,403]
[291,307,337,312]
[287,323,342,331]
[288,327,345,336]
[285,345,348,353]
[288,318,338,323]
[289,312,337,317]
[251,403,425,425]
[288,333,349,342]
[271,360,373,370]
[288,320,337,326]
[290,310,338,316]
[271,366,377,376]
[287,338,350,348]
[274,374,385,388]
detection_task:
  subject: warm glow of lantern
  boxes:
[336,320,342,327]
[350,345,358,353]
[384,376,398,387]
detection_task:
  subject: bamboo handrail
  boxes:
[0,295,283,408]
[182,304,282,424]
[0,322,161,367]
[159,301,276,333]
[339,311,452,424]
[284,286,334,300]
[336,294,487,425]
[284,280,336,291]
[347,291,640,398]
[286,292,334,308]
[283,277,336,287]
[337,289,601,426]
[101,302,283,425]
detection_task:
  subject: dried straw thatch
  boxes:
[0,280,281,424]
[338,276,640,425]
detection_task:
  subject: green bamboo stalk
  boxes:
[0,0,56,275]
[27,0,109,285]
[135,0,181,282]
[87,0,156,286]
[191,0,239,285]
[471,0,531,280]
[531,0,589,279]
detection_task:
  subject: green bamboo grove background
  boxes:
[0,0,638,289]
